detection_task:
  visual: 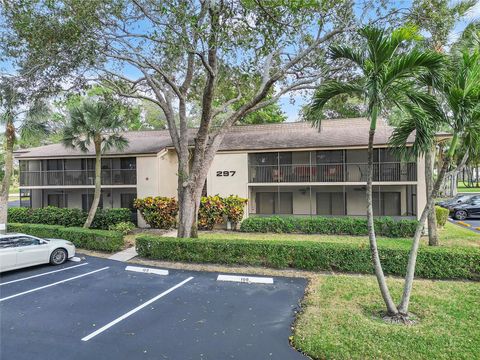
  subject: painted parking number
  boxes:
[216,171,236,177]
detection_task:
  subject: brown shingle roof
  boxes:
[14,118,418,159]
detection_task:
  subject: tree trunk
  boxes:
[425,149,438,246]
[0,121,15,234]
[398,134,458,315]
[83,140,102,228]
[366,113,398,316]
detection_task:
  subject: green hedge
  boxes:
[8,207,132,230]
[240,216,418,238]
[7,223,124,252]
[136,235,480,280]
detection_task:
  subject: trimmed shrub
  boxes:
[7,223,124,252]
[435,206,449,228]
[223,195,248,227]
[91,208,132,230]
[239,216,418,238]
[198,195,225,230]
[7,207,131,229]
[109,221,136,235]
[134,197,178,229]
[136,235,480,280]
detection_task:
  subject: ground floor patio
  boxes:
[248,184,418,218]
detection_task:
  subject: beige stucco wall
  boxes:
[158,151,179,198]
[207,153,248,199]
[136,156,159,198]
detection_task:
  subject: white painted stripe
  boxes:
[81,276,194,342]
[0,263,89,286]
[0,267,109,302]
[217,274,274,284]
[125,266,168,276]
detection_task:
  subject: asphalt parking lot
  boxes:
[0,256,307,360]
[449,218,480,233]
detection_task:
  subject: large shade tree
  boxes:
[390,49,480,316]
[0,76,50,234]
[306,26,443,318]
[3,0,356,237]
[62,99,128,228]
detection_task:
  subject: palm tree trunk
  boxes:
[398,133,459,314]
[0,121,15,234]
[425,149,438,246]
[367,112,398,315]
[84,140,102,228]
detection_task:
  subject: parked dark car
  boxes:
[437,194,475,208]
[450,197,480,220]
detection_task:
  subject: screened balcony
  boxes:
[248,150,417,183]
[19,158,137,187]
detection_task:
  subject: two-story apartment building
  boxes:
[14,118,433,226]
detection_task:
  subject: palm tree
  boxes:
[0,76,50,234]
[390,49,480,316]
[306,26,443,317]
[63,99,128,228]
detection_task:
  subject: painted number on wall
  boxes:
[216,171,236,177]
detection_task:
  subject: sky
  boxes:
[1,0,479,125]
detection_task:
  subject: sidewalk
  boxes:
[108,228,177,262]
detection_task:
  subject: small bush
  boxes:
[223,195,248,227]
[7,223,124,252]
[134,196,178,229]
[198,195,225,230]
[7,207,131,229]
[136,235,480,280]
[239,216,418,238]
[436,206,449,228]
[109,221,136,235]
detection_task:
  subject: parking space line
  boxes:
[0,267,109,302]
[81,276,194,342]
[0,263,89,286]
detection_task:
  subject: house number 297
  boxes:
[216,171,236,177]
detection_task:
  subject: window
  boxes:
[121,193,137,210]
[20,189,32,208]
[256,192,293,215]
[47,193,67,208]
[16,237,42,246]
[316,192,345,215]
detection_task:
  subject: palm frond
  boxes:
[305,81,365,128]
[328,45,365,68]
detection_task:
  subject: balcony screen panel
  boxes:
[316,192,330,215]
[316,150,343,164]
[316,192,344,215]
[121,157,136,170]
[47,193,67,208]
[121,193,137,210]
[47,159,63,171]
[250,153,277,166]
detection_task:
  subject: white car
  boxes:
[0,233,76,272]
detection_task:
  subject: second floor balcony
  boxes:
[248,150,417,183]
[20,169,137,187]
[19,157,137,187]
[248,162,417,183]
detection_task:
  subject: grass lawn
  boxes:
[199,222,480,249]
[293,274,480,360]
[457,186,480,193]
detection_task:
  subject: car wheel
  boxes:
[454,210,468,221]
[50,248,67,265]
